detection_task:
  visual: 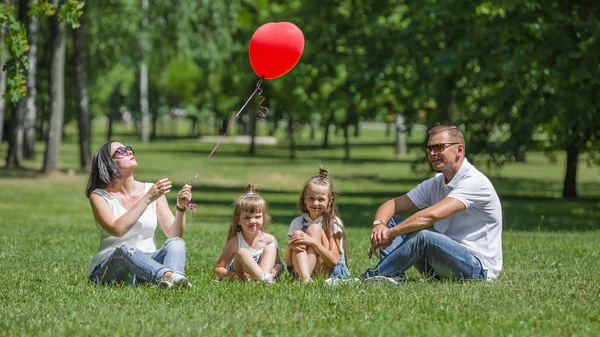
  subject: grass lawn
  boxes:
[0,121,599,336]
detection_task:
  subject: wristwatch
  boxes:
[372,220,386,227]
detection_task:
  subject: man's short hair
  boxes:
[428,125,465,144]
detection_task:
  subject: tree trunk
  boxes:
[5,2,29,167]
[220,118,228,135]
[514,145,526,163]
[42,0,66,174]
[562,144,579,198]
[0,26,7,144]
[139,0,150,143]
[322,112,334,149]
[107,109,114,141]
[151,108,158,139]
[107,86,121,141]
[343,124,350,162]
[395,113,407,159]
[74,9,92,171]
[353,120,360,137]
[6,99,25,169]
[21,0,38,159]
[287,111,296,160]
[385,122,391,137]
[248,109,257,155]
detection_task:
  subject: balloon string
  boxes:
[256,80,269,122]
[185,77,265,215]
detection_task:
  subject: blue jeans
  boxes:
[366,216,486,281]
[89,237,187,285]
[379,216,407,260]
[330,259,351,279]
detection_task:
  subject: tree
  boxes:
[41,0,66,174]
[0,25,6,144]
[18,0,39,160]
[139,0,149,143]
[2,0,82,169]
[73,7,90,171]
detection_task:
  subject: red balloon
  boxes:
[249,22,305,80]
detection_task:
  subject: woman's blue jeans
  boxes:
[89,237,187,285]
[366,216,486,281]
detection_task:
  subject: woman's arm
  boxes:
[157,184,192,239]
[91,179,173,238]
[90,193,152,238]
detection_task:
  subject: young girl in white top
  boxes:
[285,166,349,282]
[214,184,283,282]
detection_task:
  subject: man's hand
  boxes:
[368,236,392,259]
[368,244,380,259]
[370,224,389,247]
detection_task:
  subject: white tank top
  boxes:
[236,231,278,259]
[87,183,158,277]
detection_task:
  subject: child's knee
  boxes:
[263,245,276,254]
[236,247,252,258]
[306,223,323,236]
[293,230,304,236]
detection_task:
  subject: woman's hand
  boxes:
[290,232,317,246]
[176,184,192,209]
[146,178,172,203]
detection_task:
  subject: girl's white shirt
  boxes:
[288,213,345,259]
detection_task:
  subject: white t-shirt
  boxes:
[87,183,158,277]
[406,159,503,280]
[288,213,346,261]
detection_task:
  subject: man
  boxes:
[363,125,502,283]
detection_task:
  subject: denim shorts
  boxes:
[286,261,350,279]
[330,262,350,279]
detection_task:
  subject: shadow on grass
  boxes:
[169,181,600,233]
[0,167,89,180]
[146,147,418,164]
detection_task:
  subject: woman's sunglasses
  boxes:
[424,143,460,155]
[112,145,134,159]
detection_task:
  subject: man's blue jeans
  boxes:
[367,216,486,281]
[89,237,187,285]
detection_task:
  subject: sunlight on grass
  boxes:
[1,121,599,336]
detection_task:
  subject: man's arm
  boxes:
[370,196,466,252]
[389,197,465,237]
[370,195,417,246]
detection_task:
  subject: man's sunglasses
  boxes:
[424,143,460,155]
[112,145,134,159]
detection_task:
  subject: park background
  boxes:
[1,1,599,336]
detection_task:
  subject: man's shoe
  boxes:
[325,277,361,286]
[364,275,402,285]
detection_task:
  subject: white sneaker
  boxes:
[260,273,274,283]
[159,273,190,289]
[364,275,400,285]
[325,277,361,286]
[170,273,190,288]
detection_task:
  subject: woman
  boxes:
[86,141,193,288]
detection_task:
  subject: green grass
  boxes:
[0,121,599,336]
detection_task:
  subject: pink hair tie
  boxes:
[187,202,197,216]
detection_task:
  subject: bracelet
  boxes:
[175,205,186,212]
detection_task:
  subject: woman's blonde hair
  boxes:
[228,184,271,240]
